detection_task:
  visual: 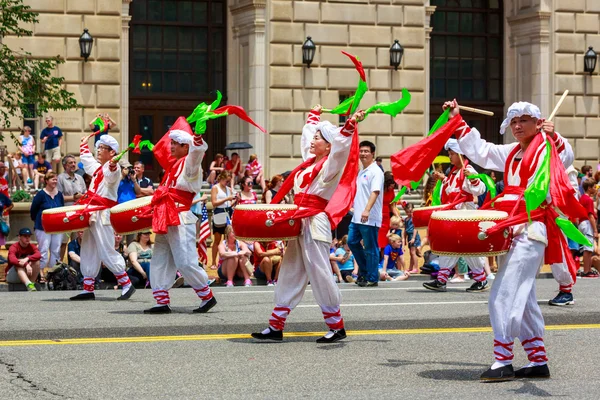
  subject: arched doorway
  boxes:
[430,0,504,144]
[129,0,227,181]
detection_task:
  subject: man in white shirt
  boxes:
[347,141,384,287]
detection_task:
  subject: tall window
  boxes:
[430,0,504,142]
[130,0,226,97]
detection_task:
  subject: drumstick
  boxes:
[458,106,494,116]
[547,89,569,122]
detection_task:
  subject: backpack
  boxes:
[46,263,78,290]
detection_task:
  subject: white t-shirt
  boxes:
[351,162,384,227]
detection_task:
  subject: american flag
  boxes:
[197,202,211,265]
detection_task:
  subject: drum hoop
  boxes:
[234,204,297,211]
[235,235,298,242]
[414,206,445,212]
[430,214,507,222]
[42,206,87,215]
[110,198,152,214]
[431,249,509,257]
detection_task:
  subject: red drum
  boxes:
[232,204,301,241]
[428,210,512,256]
[42,205,92,234]
[109,197,153,235]
[413,205,446,228]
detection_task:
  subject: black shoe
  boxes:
[515,364,550,379]
[466,280,489,292]
[365,281,378,287]
[70,292,95,301]
[193,297,217,313]
[251,327,283,341]
[117,286,136,300]
[316,328,347,343]
[480,365,515,382]
[548,291,574,306]
[355,276,366,285]
[423,280,447,292]
[143,305,172,314]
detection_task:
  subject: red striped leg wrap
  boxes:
[269,306,291,331]
[83,277,95,293]
[437,268,451,283]
[472,269,486,282]
[559,283,572,293]
[115,271,131,288]
[194,286,213,301]
[521,337,548,363]
[153,289,170,305]
[494,340,515,362]
[322,307,344,331]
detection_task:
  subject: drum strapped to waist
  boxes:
[412,205,447,228]
[42,205,100,234]
[428,210,512,256]
[109,197,153,235]
[232,204,301,241]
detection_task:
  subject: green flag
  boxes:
[431,180,442,206]
[555,217,593,247]
[428,108,451,136]
[467,173,497,200]
[92,117,105,133]
[524,139,551,220]
[365,88,411,118]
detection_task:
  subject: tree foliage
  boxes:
[0,0,79,133]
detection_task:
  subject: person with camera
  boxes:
[117,163,141,204]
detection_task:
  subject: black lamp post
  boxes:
[390,40,404,71]
[584,46,597,75]
[302,36,316,68]
[79,28,93,62]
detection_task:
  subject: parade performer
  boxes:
[441,99,587,382]
[251,105,364,343]
[422,139,489,292]
[70,135,135,301]
[143,117,216,314]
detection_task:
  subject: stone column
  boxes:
[121,0,132,161]
[425,4,437,134]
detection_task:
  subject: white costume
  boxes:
[267,110,356,333]
[149,118,214,308]
[455,102,573,368]
[79,135,132,294]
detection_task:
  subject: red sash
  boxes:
[137,187,195,234]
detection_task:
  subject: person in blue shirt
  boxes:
[40,115,63,173]
[117,165,141,204]
[380,234,409,281]
[32,153,53,190]
[330,235,357,283]
[30,171,64,279]
[88,113,118,144]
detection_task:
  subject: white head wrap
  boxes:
[169,129,193,145]
[315,120,338,143]
[444,138,463,155]
[95,135,119,153]
[499,101,542,135]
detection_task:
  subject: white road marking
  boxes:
[213,286,470,294]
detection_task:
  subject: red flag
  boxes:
[391,115,462,187]
[213,105,266,133]
[131,135,143,154]
[341,51,366,82]
[152,117,191,174]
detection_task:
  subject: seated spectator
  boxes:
[225,152,243,189]
[210,170,235,270]
[237,176,258,204]
[99,233,129,285]
[133,161,154,197]
[253,241,283,286]
[6,228,41,291]
[127,232,153,288]
[89,113,117,144]
[33,153,52,190]
[244,154,266,191]
[8,152,30,188]
[331,235,358,283]
[263,174,284,204]
[380,234,409,281]
[67,231,84,283]
[19,126,36,183]
[207,153,225,186]
[117,164,141,204]
[217,226,252,287]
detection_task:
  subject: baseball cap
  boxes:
[19,227,32,236]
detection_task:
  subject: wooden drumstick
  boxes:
[547,89,569,122]
[458,105,494,116]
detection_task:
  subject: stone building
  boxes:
[2,0,600,180]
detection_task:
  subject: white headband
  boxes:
[500,102,542,135]
[95,135,119,153]
[444,138,463,154]
[315,120,338,143]
[169,129,193,145]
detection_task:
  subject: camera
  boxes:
[128,168,135,176]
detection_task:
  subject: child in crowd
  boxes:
[380,234,409,281]
[387,215,403,239]
[402,203,421,274]
[331,235,358,283]
[579,179,599,278]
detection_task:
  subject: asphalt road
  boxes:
[0,278,599,399]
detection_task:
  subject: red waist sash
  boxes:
[138,187,195,234]
[274,193,332,227]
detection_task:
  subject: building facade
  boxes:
[2,0,600,179]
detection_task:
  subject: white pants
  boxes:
[150,221,209,292]
[436,255,486,283]
[274,225,342,310]
[551,262,574,292]
[35,229,62,269]
[489,229,547,365]
[80,215,126,278]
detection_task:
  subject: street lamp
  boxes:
[390,40,404,71]
[584,46,597,75]
[302,36,316,68]
[79,28,93,62]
